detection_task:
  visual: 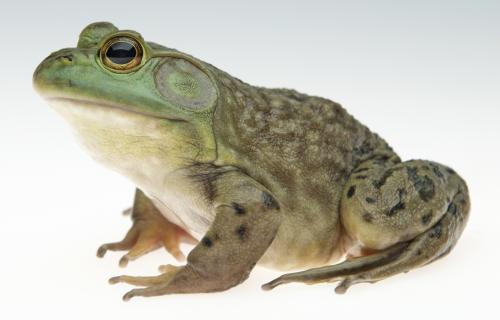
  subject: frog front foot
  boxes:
[97,189,197,266]
[107,171,282,300]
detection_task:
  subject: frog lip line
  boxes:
[45,97,187,122]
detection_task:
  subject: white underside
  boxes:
[47,98,214,239]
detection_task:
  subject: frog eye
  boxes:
[100,36,143,72]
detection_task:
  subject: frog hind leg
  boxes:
[97,189,197,267]
[262,159,470,293]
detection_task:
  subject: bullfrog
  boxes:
[33,22,470,300]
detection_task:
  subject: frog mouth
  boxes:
[45,97,187,123]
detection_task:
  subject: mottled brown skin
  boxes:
[33,22,470,300]
[211,74,398,268]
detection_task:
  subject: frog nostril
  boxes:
[61,54,73,62]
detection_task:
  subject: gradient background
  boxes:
[1,1,498,319]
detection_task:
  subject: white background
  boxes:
[1,1,499,319]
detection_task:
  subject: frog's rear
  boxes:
[33,22,470,300]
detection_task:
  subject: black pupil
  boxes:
[106,41,137,64]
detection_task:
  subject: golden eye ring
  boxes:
[100,36,143,72]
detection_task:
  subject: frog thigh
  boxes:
[262,159,470,292]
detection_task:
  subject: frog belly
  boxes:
[147,192,213,240]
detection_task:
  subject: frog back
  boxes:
[213,72,395,203]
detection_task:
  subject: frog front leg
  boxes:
[97,189,197,266]
[263,158,470,293]
[110,171,282,300]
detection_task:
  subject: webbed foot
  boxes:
[97,189,197,266]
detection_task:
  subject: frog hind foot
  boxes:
[262,160,470,293]
[97,189,197,267]
[261,241,408,291]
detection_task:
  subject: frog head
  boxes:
[33,22,219,173]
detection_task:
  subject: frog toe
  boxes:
[96,227,140,258]
[99,221,192,267]
[109,266,181,287]
[122,285,171,301]
[115,231,162,267]
[97,189,197,266]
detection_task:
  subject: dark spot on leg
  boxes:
[261,191,280,210]
[416,249,422,256]
[407,166,436,202]
[353,167,369,174]
[406,166,419,184]
[387,202,406,216]
[429,223,442,239]
[430,163,444,179]
[365,197,376,204]
[347,185,356,198]
[362,213,374,223]
[201,237,213,247]
[387,188,406,216]
[447,202,457,216]
[231,202,246,215]
[355,175,368,180]
[418,176,435,202]
[421,210,433,225]
[373,166,404,189]
[236,225,247,240]
[398,188,406,198]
